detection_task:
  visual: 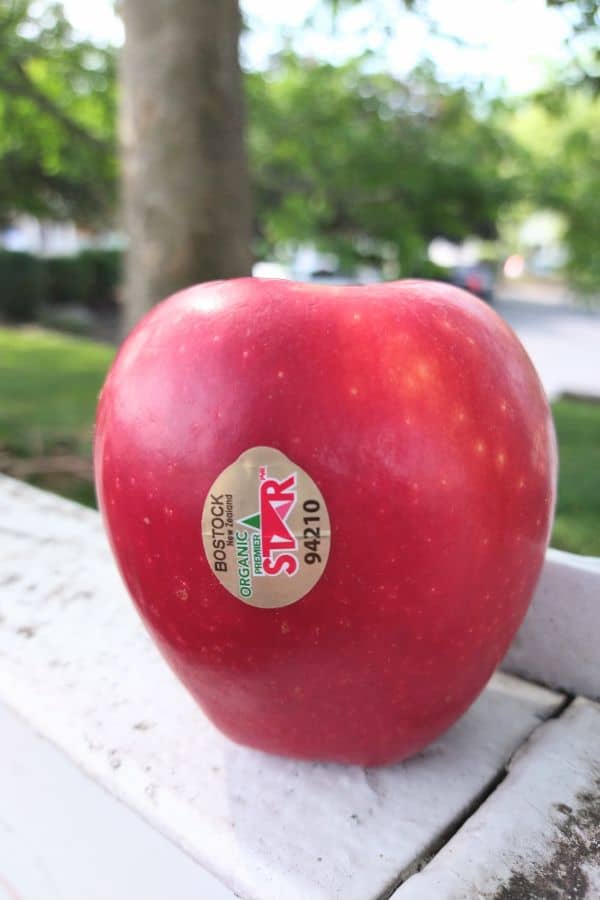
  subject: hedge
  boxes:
[43,249,122,310]
[0,251,45,322]
[0,249,122,322]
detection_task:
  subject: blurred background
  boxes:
[0,0,598,553]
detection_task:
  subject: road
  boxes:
[495,299,600,401]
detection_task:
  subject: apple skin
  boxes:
[94,278,557,766]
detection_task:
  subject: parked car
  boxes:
[451,265,496,304]
[303,269,357,285]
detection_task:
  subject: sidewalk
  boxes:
[496,298,600,401]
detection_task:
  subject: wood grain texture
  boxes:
[394,698,600,899]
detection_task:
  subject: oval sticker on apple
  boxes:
[201,446,331,609]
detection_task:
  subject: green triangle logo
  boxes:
[240,513,261,530]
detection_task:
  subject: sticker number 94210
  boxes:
[302,499,323,564]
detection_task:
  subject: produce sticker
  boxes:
[201,446,331,608]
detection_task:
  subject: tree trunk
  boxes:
[120,0,252,333]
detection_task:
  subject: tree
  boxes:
[0,0,116,225]
[546,0,600,88]
[509,89,600,294]
[248,56,517,275]
[3,0,597,326]
[120,0,253,331]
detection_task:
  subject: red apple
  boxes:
[94,278,556,766]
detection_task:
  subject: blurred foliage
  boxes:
[0,0,599,291]
[509,90,600,295]
[328,0,420,11]
[0,250,43,320]
[44,248,121,309]
[0,0,117,224]
[0,248,121,321]
[248,56,517,274]
[327,0,600,89]
[44,254,92,306]
[546,0,600,89]
[548,0,600,27]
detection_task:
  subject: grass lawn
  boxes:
[0,326,599,555]
[551,398,600,556]
[0,327,115,507]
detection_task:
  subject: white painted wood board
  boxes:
[393,697,600,899]
[0,476,567,900]
[0,701,237,900]
[503,548,600,700]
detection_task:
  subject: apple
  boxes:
[94,278,556,766]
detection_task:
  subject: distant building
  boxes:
[0,215,123,257]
